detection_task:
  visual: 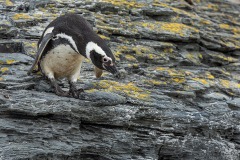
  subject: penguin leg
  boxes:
[49,78,69,97]
[68,58,84,98]
[44,69,69,97]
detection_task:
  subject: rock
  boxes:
[0,0,240,159]
[114,68,127,79]
[0,15,17,38]
[163,90,196,98]
[0,42,24,53]
[0,53,33,65]
[203,92,230,101]
[227,98,240,110]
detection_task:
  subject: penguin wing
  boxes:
[27,33,54,75]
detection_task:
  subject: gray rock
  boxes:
[0,53,33,64]
[1,0,240,159]
[203,92,230,101]
[227,98,240,110]
[80,91,127,106]
[163,90,196,98]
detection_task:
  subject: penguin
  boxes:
[28,13,119,98]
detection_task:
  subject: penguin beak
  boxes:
[104,64,119,76]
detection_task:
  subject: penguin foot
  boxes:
[69,82,84,98]
[50,78,69,97]
[69,88,84,98]
[55,89,69,97]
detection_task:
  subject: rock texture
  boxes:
[0,0,240,159]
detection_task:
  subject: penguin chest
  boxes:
[40,44,84,79]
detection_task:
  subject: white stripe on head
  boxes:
[86,41,106,59]
[43,27,54,37]
[55,33,80,53]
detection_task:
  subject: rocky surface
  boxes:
[0,0,240,159]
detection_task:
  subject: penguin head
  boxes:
[86,42,118,75]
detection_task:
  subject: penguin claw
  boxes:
[55,90,69,97]
[69,88,84,98]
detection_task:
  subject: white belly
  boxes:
[40,44,84,80]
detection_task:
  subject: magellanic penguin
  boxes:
[28,13,119,98]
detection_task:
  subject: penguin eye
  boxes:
[102,57,108,63]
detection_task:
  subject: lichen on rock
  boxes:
[0,0,240,159]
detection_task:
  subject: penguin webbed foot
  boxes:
[55,88,69,97]
[50,78,69,97]
[69,82,84,98]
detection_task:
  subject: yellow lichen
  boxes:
[131,21,199,37]
[100,0,145,8]
[220,79,230,88]
[152,1,169,7]
[85,89,98,93]
[152,1,198,19]
[164,48,173,53]
[219,24,230,30]
[125,55,137,62]
[205,72,215,79]
[219,23,240,36]
[172,78,185,83]
[113,51,121,61]
[12,13,31,20]
[0,77,3,81]
[147,54,156,60]
[6,0,13,6]
[95,80,150,100]
[185,71,194,76]
[185,53,202,64]
[232,27,240,35]
[219,79,240,89]
[144,80,167,86]
[171,7,199,19]
[160,23,199,36]
[98,34,110,40]
[115,45,156,62]
[200,19,211,25]
[0,67,9,73]
[6,59,16,64]
[207,4,218,11]
[97,25,121,33]
[192,78,209,86]
[155,67,185,77]
[141,23,156,30]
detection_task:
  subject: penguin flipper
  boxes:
[28,33,54,75]
[94,66,103,78]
